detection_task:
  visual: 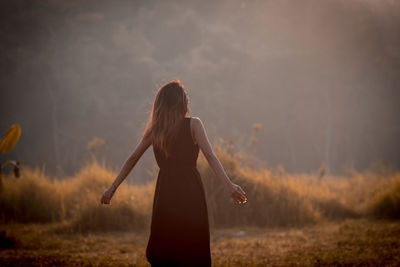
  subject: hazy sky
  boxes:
[0,0,399,180]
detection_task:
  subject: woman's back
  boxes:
[146,116,211,266]
[153,117,199,170]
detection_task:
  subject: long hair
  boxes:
[144,80,189,158]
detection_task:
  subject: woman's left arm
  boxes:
[100,134,151,205]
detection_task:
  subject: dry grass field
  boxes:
[1,219,400,266]
[1,143,399,266]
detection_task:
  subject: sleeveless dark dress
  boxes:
[146,117,211,266]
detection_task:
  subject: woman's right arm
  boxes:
[100,133,151,205]
[191,117,247,204]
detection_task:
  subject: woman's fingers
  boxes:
[235,186,246,199]
[232,189,247,204]
[238,194,247,203]
[238,193,247,203]
[234,195,246,204]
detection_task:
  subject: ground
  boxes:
[1,219,400,266]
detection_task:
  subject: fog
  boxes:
[0,0,399,181]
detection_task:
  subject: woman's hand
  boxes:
[100,184,117,205]
[227,182,247,204]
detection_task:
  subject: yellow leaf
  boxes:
[0,124,21,153]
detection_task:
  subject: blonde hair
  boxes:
[144,80,189,157]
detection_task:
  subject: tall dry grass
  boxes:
[364,172,400,220]
[199,139,399,227]
[0,161,154,232]
[0,167,62,223]
[0,140,398,231]
[199,146,320,227]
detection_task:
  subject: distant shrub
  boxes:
[0,160,154,232]
[61,161,154,232]
[367,174,400,220]
[70,202,149,232]
[0,168,63,223]
[199,144,320,228]
[311,198,360,220]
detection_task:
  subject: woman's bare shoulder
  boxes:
[190,116,201,122]
[190,116,204,129]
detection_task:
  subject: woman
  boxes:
[100,80,247,266]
